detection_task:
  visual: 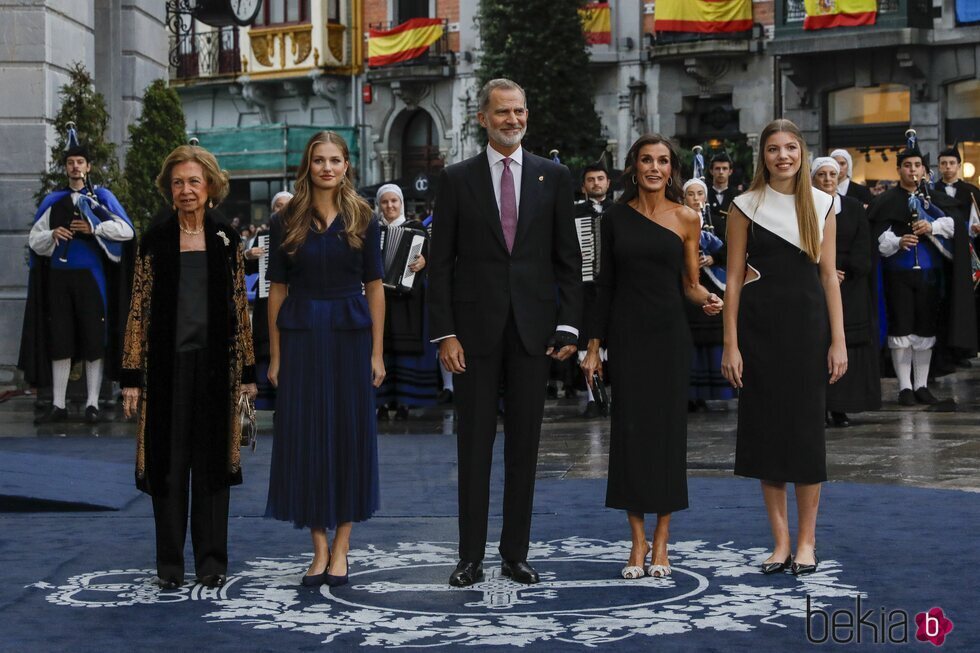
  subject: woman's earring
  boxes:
[631,175,637,185]
[667,176,673,188]
[171,202,176,211]
[208,199,214,209]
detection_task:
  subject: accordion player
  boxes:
[379,222,428,293]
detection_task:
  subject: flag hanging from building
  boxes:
[803,0,877,30]
[956,0,980,24]
[580,2,612,44]
[368,18,444,67]
[654,0,752,33]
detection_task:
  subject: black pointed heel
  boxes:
[761,555,793,575]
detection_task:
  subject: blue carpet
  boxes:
[0,452,141,511]
[0,434,978,651]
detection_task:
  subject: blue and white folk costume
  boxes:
[22,184,134,414]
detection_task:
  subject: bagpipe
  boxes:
[693,146,726,291]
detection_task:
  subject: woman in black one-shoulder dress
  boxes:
[582,134,722,580]
[722,120,847,577]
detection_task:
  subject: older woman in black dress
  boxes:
[121,145,257,590]
[582,134,722,579]
[812,157,881,427]
[722,120,847,577]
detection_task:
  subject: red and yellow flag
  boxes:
[804,0,877,30]
[368,18,444,67]
[654,0,752,33]
[579,2,612,45]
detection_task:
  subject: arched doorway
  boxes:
[400,109,443,182]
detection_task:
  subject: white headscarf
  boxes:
[811,157,841,179]
[682,178,708,194]
[270,191,293,211]
[375,183,405,222]
[829,149,852,179]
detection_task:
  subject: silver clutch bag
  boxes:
[238,393,257,451]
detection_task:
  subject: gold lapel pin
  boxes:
[538,175,544,181]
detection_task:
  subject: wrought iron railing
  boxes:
[785,0,901,23]
[173,28,241,79]
[367,19,453,66]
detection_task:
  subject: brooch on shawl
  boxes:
[217,231,231,247]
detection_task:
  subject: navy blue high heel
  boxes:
[326,556,349,588]
[301,556,330,587]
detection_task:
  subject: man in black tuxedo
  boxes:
[707,152,737,229]
[428,78,582,587]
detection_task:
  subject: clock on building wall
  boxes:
[193,0,262,27]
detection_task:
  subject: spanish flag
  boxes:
[804,0,877,30]
[580,2,612,45]
[654,0,752,33]
[368,18,444,67]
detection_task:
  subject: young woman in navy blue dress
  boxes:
[265,131,386,587]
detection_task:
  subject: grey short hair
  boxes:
[477,78,527,113]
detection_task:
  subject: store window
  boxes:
[947,79,980,121]
[946,80,980,186]
[828,84,910,126]
[396,0,430,22]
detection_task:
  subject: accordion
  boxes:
[379,223,427,293]
[574,213,602,282]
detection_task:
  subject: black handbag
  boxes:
[591,372,609,412]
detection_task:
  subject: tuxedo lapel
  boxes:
[465,154,508,252]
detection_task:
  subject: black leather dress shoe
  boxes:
[582,401,600,419]
[156,577,182,590]
[34,406,68,425]
[898,389,916,406]
[449,561,483,587]
[85,405,100,424]
[914,387,938,405]
[198,574,226,588]
[436,389,453,404]
[760,555,792,575]
[830,412,850,427]
[501,560,539,584]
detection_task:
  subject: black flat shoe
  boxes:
[914,387,938,405]
[760,555,792,575]
[582,401,600,419]
[394,405,409,421]
[898,389,916,406]
[449,561,483,587]
[377,407,390,421]
[436,389,453,404]
[198,574,226,588]
[831,412,850,427]
[792,554,819,576]
[501,560,539,585]
[85,405,100,424]
[34,406,68,425]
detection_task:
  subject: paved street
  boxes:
[4,361,978,491]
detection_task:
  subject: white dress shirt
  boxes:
[487,144,523,215]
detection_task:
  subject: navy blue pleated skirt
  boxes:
[265,294,380,530]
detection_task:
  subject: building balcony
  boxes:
[644,26,765,62]
[172,29,241,81]
[771,0,933,54]
[365,19,455,84]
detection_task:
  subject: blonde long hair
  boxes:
[281,131,372,254]
[747,119,821,262]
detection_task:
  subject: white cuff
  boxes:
[430,334,456,343]
[556,325,579,338]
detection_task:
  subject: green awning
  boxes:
[189,124,359,179]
